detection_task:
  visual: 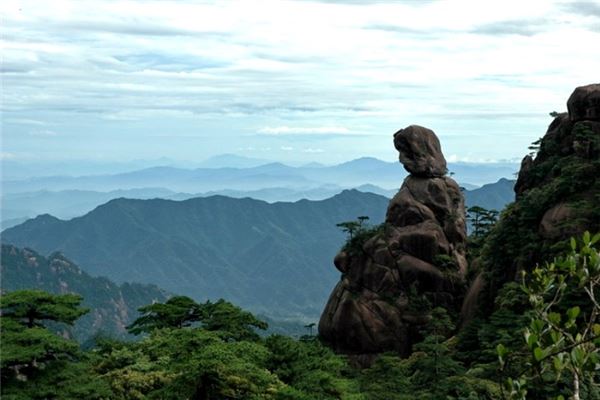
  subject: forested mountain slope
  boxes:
[2,190,389,319]
[0,245,169,342]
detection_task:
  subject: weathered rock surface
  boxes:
[319,126,466,358]
[539,202,575,239]
[567,83,600,122]
[393,125,448,177]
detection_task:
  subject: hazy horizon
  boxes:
[2,0,599,170]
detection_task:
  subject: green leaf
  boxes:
[583,231,590,246]
[571,237,577,251]
[527,333,538,348]
[496,343,508,358]
[531,319,544,334]
[571,347,585,367]
[550,331,562,344]
[553,356,562,372]
[567,306,580,321]
[548,312,561,325]
[534,347,544,362]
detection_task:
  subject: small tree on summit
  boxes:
[336,221,361,240]
[357,215,370,228]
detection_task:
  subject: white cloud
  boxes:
[302,147,325,153]
[258,126,352,135]
[4,118,47,125]
[1,0,598,163]
[280,145,294,151]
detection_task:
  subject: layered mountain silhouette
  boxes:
[1,190,389,319]
[2,179,514,229]
[2,157,517,195]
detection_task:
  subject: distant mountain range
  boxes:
[464,178,515,212]
[2,156,518,195]
[1,190,391,320]
[1,179,515,229]
[0,244,169,342]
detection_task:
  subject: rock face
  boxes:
[514,84,600,241]
[394,125,448,177]
[567,83,600,122]
[319,126,466,357]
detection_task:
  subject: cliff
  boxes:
[482,84,600,295]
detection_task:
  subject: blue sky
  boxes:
[1,0,599,168]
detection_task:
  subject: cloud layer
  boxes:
[1,0,599,166]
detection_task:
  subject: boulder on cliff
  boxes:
[319,125,466,358]
[567,83,600,122]
[393,125,448,177]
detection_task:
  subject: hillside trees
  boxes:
[127,296,268,341]
[0,290,110,399]
[467,206,499,238]
[0,290,88,328]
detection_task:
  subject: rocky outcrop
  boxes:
[319,125,466,358]
[473,84,600,317]
[394,125,448,177]
[539,202,575,239]
[514,84,600,236]
[567,83,600,122]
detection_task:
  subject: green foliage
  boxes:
[0,289,110,399]
[358,348,500,399]
[434,254,458,271]
[0,318,80,371]
[0,245,169,342]
[127,295,204,334]
[467,206,499,239]
[202,299,269,341]
[0,289,88,328]
[337,216,386,256]
[265,335,362,399]
[128,296,268,341]
[500,232,600,399]
[482,121,600,294]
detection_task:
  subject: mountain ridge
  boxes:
[1,190,390,319]
[2,179,515,228]
[0,244,170,342]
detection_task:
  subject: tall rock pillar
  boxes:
[319,125,467,358]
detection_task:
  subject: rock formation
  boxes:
[514,83,600,240]
[465,83,600,320]
[319,125,467,358]
[567,83,600,122]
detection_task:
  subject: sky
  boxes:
[1,0,600,169]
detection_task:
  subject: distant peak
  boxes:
[33,213,61,222]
